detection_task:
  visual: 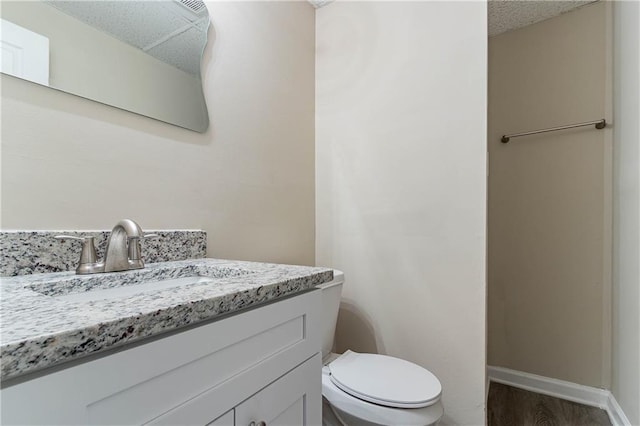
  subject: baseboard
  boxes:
[487,366,631,426]
[606,391,633,426]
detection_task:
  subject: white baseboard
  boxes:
[487,366,609,407]
[487,366,631,426]
[606,391,633,426]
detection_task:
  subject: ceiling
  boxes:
[46,0,209,76]
[46,0,598,74]
[309,0,598,37]
[488,0,598,36]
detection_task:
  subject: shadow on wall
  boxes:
[334,299,385,355]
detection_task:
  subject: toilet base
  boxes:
[323,397,381,426]
[323,397,441,426]
[322,397,345,426]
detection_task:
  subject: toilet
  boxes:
[318,271,444,426]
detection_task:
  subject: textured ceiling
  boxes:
[46,0,598,74]
[308,0,333,8]
[310,0,598,38]
[488,0,598,36]
[46,0,209,76]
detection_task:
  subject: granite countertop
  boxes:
[0,258,333,381]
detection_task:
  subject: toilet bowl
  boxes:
[318,272,444,426]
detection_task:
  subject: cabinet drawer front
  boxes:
[1,290,321,425]
[89,315,306,424]
[154,353,322,426]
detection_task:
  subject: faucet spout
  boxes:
[103,219,145,273]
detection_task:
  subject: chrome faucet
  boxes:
[56,219,158,275]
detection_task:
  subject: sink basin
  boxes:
[53,276,216,303]
[26,264,255,302]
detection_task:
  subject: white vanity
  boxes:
[0,258,331,425]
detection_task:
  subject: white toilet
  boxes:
[318,271,444,426]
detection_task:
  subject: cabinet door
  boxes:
[206,409,234,426]
[235,353,321,426]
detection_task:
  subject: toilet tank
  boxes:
[317,270,344,359]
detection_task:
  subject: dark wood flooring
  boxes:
[488,382,612,426]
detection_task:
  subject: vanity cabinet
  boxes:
[1,290,322,425]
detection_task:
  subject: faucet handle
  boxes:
[126,233,159,263]
[55,235,103,274]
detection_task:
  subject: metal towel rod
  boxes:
[501,119,606,143]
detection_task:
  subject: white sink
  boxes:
[26,264,255,302]
[53,276,216,303]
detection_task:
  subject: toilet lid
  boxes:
[329,351,442,409]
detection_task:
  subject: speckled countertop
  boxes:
[0,258,333,381]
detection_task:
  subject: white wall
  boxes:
[316,2,487,424]
[612,1,640,423]
[1,1,316,266]
[488,2,612,388]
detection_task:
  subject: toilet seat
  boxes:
[329,351,442,409]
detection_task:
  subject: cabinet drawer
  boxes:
[154,353,321,426]
[1,290,321,425]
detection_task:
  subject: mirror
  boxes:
[0,0,210,132]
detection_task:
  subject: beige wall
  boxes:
[0,1,316,266]
[316,2,487,424]
[1,1,208,132]
[488,2,612,388]
[612,0,640,423]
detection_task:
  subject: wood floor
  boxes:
[488,383,612,426]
